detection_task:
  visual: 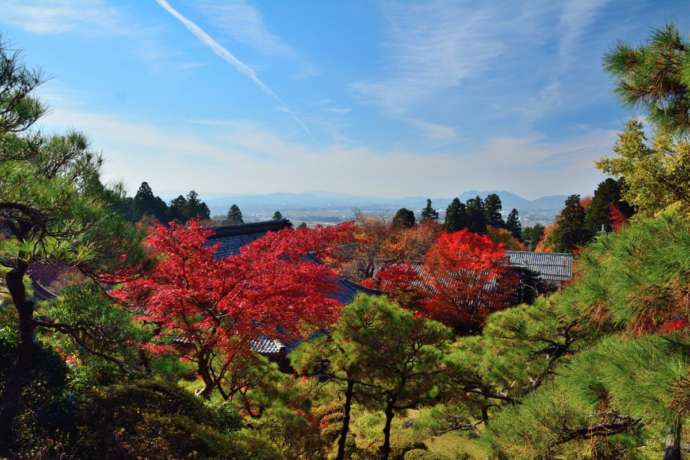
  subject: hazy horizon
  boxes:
[3,0,688,198]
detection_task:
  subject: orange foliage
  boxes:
[486,226,526,251]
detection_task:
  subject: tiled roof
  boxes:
[250,336,289,354]
[207,219,292,259]
[505,250,573,282]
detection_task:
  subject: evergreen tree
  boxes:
[420,198,439,223]
[484,193,504,228]
[444,198,467,232]
[168,194,188,222]
[0,40,145,443]
[133,181,169,223]
[297,222,307,229]
[597,120,689,216]
[391,208,415,229]
[272,210,283,221]
[548,195,592,252]
[585,178,633,233]
[185,190,210,221]
[326,295,451,460]
[225,204,244,225]
[505,208,521,239]
[604,24,690,134]
[465,196,487,234]
[522,224,545,251]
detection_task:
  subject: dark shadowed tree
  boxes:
[444,198,467,232]
[420,199,439,223]
[505,208,522,239]
[225,204,244,225]
[484,194,504,228]
[133,181,169,223]
[548,195,592,252]
[465,196,487,234]
[391,208,415,229]
[585,178,633,233]
[272,210,283,221]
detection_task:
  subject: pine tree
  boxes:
[465,196,487,234]
[484,193,504,228]
[505,208,521,239]
[168,194,187,222]
[548,195,592,252]
[420,198,439,223]
[225,204,244,225]
[133,181,169,222]
[391,208,415,229]
[273,210,283,221]
[185,190,210,221]
[444,198,467,232]
[604,24,690,134]
[585,178,633,233]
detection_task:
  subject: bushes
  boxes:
[74,380,280,459]
[0,328,76,457]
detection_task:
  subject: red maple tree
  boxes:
[375,229,517,334]
[112,220,353,398]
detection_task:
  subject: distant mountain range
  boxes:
[185,191,569,216]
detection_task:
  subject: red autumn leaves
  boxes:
[113,220,517,362]
[371,229,517,333]
[111,221,351,358]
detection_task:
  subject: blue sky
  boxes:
[1,0,687,199]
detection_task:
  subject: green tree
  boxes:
[597,120,690,215]
[604,24,690,134]
[420,199,439,223]
[0,42,144,449]
[272,210,283,221]
[225,204,244,225]
[484,194,504,228]
[465,196,487,234]
[547,195,592,252]
[522,224,545,251]
[133,181,169,223]
[168,194,188,222]
[184,190,210,221]
[585,178,633,233]
[443,198,467,232]
[505,208,521,239]
[391,208,416,229]
[336,295,451,460]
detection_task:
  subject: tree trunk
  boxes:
[336,379,355,460]
[481,406,489,424]
[0,264,34,450]
[196,356,215,399]
[663,417,682,460]
[379,399,396,460]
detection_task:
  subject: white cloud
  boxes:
[39,101,612,199]
[406,118,457,142]
[191,0,295,57]
[1,0,128,35]
[559,0,609,69]
[351,0,507,115]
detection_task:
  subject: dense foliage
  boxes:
[1,22,689,460]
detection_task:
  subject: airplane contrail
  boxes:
[154,0,313,139]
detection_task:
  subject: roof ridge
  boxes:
[208,219,292,238]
